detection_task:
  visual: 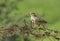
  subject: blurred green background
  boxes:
[0,0,60,41]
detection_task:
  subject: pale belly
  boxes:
[31,16,35,23]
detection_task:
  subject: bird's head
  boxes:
[29,12,36,17]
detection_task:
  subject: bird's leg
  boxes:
[32,23,34,29]
[30,21,34,29]
[32,23,37,29]
[31,21,33,28]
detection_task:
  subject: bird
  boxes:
[29,12,47,29]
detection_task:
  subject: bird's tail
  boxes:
[41,20,47,23]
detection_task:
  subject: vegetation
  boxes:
[0,0,60,41]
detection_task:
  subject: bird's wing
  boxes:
[35,17,41,22]
[35,17,47,23]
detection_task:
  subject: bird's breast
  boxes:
[31,16,35,23]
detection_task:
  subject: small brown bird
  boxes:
[29,12,47,28]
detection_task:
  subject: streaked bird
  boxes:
[29,12,47,29]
